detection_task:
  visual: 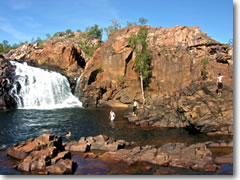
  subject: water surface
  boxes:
[0,107,233,175]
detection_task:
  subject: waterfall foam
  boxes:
[10,61,82,109]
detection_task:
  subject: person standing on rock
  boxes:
[217,73,224,96]
[132,100,138,116]
[109,110,116,121]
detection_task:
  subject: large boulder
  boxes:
[7,134,63,160]
[7,134,75,174]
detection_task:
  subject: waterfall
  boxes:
[10,61,82,109]
[74,73,83,99]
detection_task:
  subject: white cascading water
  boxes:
[74,73,83,99]
[10,61,82,109]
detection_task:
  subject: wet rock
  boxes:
[207,141,233,148]
[214,153,233,164]
[51,151,71,164]
[142,166,153,172]
[99,142,215,172]
[64,134,130,154]
[64,142,90,152]
[17,146,58,171]
[7,134,63,160]
[84,153,98,159]
[7,134,75,174]
[0,59,18,110]
[46,159,76,175]
[205,164,221,172]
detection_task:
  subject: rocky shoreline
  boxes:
[5,133,233,175]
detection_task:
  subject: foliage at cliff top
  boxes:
[129,27,152,84]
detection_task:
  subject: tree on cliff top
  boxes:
[138,17,148,25]
[129,27,152,107]
[85,24,103,39]
[104,19,122,39]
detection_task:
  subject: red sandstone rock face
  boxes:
[29,44,82,77]
[80,25,233,107]
[6,43,38,60]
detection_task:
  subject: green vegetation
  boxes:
[104,17,149,38]
[79,40,101,59]
[0,40,19,54]
[104,19,122,39]
[145,95,152,105]
[0,17,149,54]
[65,29,72,34]
[117,75,127,84]
[45,33,51,40]
[53,32,65,37]
[97,67,104,73]
[129,27,152,106]
[138,17,148,25]
[126,22,137,27]
[201,57,209,80]
[126,17,148,27]
[85,24,103,39]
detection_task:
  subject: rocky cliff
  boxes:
[80,25,232,106]
[79,25,233,135]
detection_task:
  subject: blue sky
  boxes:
[0,0,233,45]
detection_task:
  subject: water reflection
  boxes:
[109,122,115,129]
[0,107,232,147]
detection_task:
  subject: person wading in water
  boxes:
[109,110,116,121]
[132,100,138,116]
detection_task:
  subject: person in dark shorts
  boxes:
[132,100,138,116]
[217,73,224,96]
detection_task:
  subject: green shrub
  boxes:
[117,75,127,84]
[201,57,209,80]
[97,67,104,73]
[79,40,100,59]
